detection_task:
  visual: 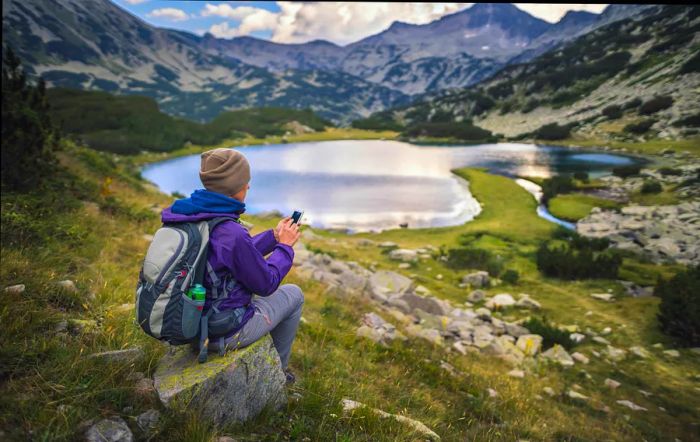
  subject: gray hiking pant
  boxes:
[213,283,304,369]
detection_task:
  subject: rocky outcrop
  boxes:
[577,202,700,265]
[153,335,286,426]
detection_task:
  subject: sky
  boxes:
[112,1,610,46]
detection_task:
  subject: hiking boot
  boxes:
[284,369,296,385]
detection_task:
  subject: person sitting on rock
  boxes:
[161,147,303,384]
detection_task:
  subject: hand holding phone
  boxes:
[291,210,304,225]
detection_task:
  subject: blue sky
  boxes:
[110,2,609,46]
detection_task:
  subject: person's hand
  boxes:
[277,218,301,247]
[274,217,290,241]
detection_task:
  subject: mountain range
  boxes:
[3,0,653,123]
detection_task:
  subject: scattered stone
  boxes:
[368,270,412,302]
[216,437,239,442]
[505,322,529,338]
[617,400,647,411]
[543,387,556,397]
[89,347,144,364]
[639,390,653,398]
[541,345,575,367]
[440,361,458,376]
[590,293,615,302]
[485,293,516,310]
[487,388,498,398]
[606,345,627,362]
[570,333,586,344]
[85,417,133,442]
[475,307,492,320]
[388,249,418,262]
[134,378,156,398]
[54,320,68,333]
[467,290,486,303]
[571,352,590,364]
[404,325,444,346]
[592,336,611,345]
[515,294,541,310]
[154,335,286,425]
[508,369,525,379]
[398,263,411,269]
[341,398,440,441]
[436,274,443,280]
[57,280,78,293]
[142,234,154,242]
[356,313,404,345]
[604,378,621,389]
[567,390,588,401]
[629,346,651,359]
[378,241,398,248]
[516,334,543,356]
[4,284,25,295]
[601,327,612,335]
[136,409,160,433]
[399,292,449,316]
[461,271,490,288]
[663,349,680,358]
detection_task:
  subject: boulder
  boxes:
[590,293,615,302]
[606,345,627,362]
[388,249,418,262]
[467,290,486,303]
[85,417,133,442]
[515,295,541,310]
[604,378,621,389]
[663,349,680,358]
[569,333,586,344]
[629,346,651,359]
[508,369,525,379]
[505,322,529,338]
[541,345,575,367]
[57,280,78,293]
[461,271,490,288]
[341,398,440,441]
[136,409,160,434]
[404,325,444,346]
[368,270,412,301]
[398,292,449,316]
[153,335,286,426]
[485,294,516,310]
[571,352,590,364]
[516,334,543,356]
[616,400,647,411]
[4,284,25,295]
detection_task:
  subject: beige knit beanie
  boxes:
[199,148,251,195]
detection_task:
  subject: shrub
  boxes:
[522,99,540,113]
[657,266,700,346]
[522,317,575,350]
[536,237,621,280]
[639,96,673,115]
[573,171,589,182]
[351,114,404,131]
[622,97,642,110]
[679,51,700,74]
[403,121,494,141]
[658,167,682,176]
[541,175,574,202]
[445,247,504,276]
[641,180,662,194]
[624,119,656,134]
[671,112,700,128]
[535,123,572,141]
[501,269,519,285]
[602,104,622,119]
[1,47,59,190]
[612,165,641,178]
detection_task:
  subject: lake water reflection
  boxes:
[142,140,643,231]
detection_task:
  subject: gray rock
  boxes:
[515,294,541,310]
[57,280,78,293]
[571,352,590,364]
[89,347,144,364]
[485,293,516,309]
[378,241,398,248]
[398,292,449,316]
[590,293,615,302]
[467,290,486,303]
[4,284,25,295]
[604,378,621,389]
[388,249,418,262]
[505,323,529,338]
[154,335,286,426]
[85,417,133,442]
[541,345,574,367]
[136,409,160,433]
[516,334,542,356]
[567,390,588,401]
[616,400,647,411]
[461,271,490,288]
[368,270,412,301]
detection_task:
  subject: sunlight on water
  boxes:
[142,140,642,231]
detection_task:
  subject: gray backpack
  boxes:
[135,216,244,362]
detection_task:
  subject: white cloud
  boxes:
[201,2,609,44]
[203,3,278,38]
[514,4,608,23]
[147,7,189,22]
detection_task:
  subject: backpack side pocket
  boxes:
[181,293,204,340]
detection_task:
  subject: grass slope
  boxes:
[1,146,698,441]
[548,194,621,222]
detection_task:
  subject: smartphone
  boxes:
[291,210,304,224]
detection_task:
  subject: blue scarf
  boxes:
[171,189,246,215]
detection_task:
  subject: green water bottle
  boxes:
[188,284,206,302]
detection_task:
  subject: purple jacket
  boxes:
[161,207,295,334]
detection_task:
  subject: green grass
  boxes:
[548,194,621,221]
[2,147,699,441]
[555,137,700,157]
